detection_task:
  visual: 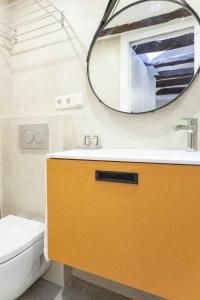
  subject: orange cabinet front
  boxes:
[47,159,200,300]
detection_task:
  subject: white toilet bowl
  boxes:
[0,215,51,300]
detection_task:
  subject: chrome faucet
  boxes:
[174,118,198,152]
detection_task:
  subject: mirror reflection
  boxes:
[88,0,200,113]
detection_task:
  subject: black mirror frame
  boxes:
[87,0,200,114]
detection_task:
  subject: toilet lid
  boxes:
[0,215,44,264]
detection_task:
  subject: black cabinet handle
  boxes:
[95,170,138,184]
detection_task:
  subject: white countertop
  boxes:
[46,149,200,165]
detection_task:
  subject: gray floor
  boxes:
[17,277,133,300]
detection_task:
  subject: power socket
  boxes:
[55,93,84,110]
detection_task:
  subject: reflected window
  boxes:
[129,29,194,112]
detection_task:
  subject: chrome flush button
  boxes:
[22,130,34,144]
[34,133,43,144]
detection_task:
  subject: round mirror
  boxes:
[87,0,200,114]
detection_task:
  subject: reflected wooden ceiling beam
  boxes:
[99,8,191,37]
[157,87,185,95]
[156,67,194,79]
[134,33,194,54]
[145,54,194,67]
[149,58,194,68]
[156,76,192,87]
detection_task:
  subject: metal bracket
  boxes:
[179,0,200,22]
[61,11,65,28]
[86,0,118,62]
[102,0,119,25]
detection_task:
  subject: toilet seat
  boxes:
[0,215,50,300]
[0,215,44,264]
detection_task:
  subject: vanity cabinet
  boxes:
[47,158,200,300]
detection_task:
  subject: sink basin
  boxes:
[47,149,200,165]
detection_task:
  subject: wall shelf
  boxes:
[0,0,69,54]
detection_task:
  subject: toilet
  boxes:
[0,215,51,300]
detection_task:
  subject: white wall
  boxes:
[0,24,12,216]
[90,36,121,110]
[0,0,200,297]
[5,0,200,154]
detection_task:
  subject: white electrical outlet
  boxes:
[55,93,84,110]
